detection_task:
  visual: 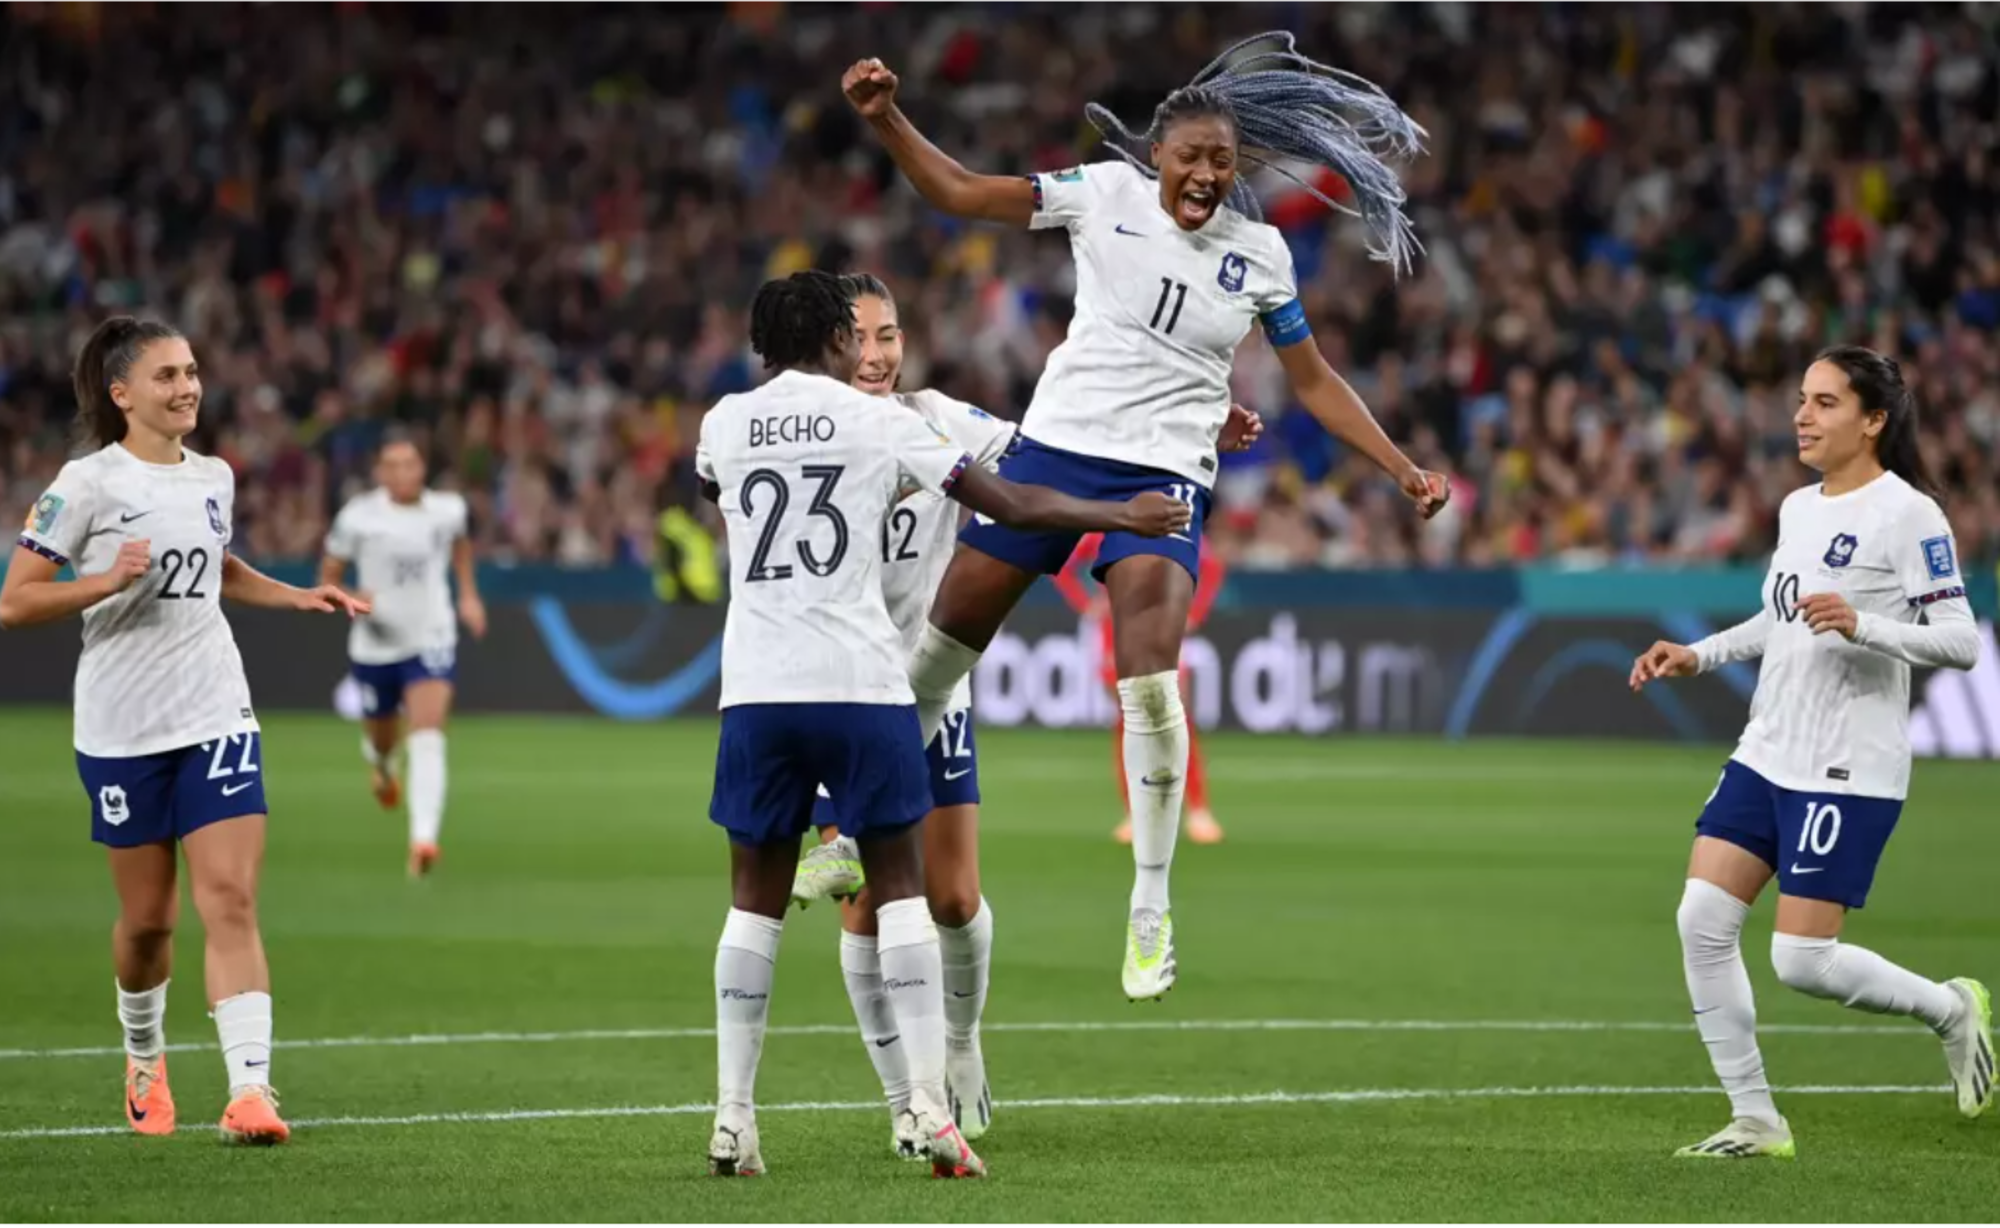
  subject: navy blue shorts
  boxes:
[813,707,979,830]
[711,703,933,848]
[1695,760,1903,909]
[351,651,457,718]
[958,435,1210,582]
[77,732,268,848]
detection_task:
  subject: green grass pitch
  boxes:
[1,711,1996,1221]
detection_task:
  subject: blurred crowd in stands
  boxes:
[1,2,1996,572]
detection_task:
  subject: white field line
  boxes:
[0,1083,1949,1142]
[0,1015,1929,1063]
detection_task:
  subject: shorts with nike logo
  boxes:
[812,707,978,832]
[78,732,268,847]
[958,435,1211,584]
[1695,759,1902,908]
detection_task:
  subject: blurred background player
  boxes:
[1055,531,1234,845]
[787,273,1016,1154]
[697,271,1186,1178]
[0,317,367,1145]
[320,432,486,878]
[845,32,1447,1000]
[1632,347,1992,1160]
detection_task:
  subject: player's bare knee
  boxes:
[115,914,175,954]
[927,876,980,929]
[193,878,258,936]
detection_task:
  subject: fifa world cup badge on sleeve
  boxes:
[30,493,64,535]
[1923,535,1957,580]
[206,495,228,542]
[1053,166,1085,183]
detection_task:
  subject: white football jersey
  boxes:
[18,444,256,758]
[1024,161,1306,488]
[1695,472,1977,800]
[325,489,468,665]
[879,389,1015,711]
[698,370,973,708]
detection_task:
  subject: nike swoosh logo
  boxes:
[220,781,256,797]
[942,768,972,781]
[128,1098,147,1122]
[1789,864,1825,875]
[873,1036,899,1049]
[1114,224,1145,237]
[949,990,977,999]
[244,1058,268,1068]
[119,511,151,524]
[1692,1006,1719,1016]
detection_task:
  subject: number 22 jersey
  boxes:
[1695,472,1977,800]
[697,370,973,709]
[19,444,256,758]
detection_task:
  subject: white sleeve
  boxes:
[324,501,360,560]
[883,408,973,497]
[696,413,718,486]
[916,391,1015,473]
[1852,498,1980,670]
[1027,162,1118,232]
[17,461,98,568]
[1693,608,1771,673]
[445,493,470,540]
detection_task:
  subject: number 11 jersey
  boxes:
[19,443,255,757]
[697,370,973,709]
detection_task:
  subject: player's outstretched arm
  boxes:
[221,553,371,617]
[1274,334,1448,519]
[948,466,1191,537]
[0,542,146,630]
[843,58,1035,226]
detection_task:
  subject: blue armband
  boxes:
[1260,299,1310,348]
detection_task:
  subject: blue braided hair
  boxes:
[1085,31,1427,275]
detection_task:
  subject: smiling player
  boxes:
[1633,346,1992,1159]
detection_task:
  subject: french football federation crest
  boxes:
[1218,252,1248,294]
[99,785,129,826]
[1824,533,1858,568]
[206,495,228,541]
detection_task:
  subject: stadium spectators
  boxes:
[1,2,1995,570]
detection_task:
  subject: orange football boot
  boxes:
[125,1055,176,1136]
[219,1085,290,1145]
[408,842,440,878]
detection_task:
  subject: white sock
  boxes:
[116,979,167,1062]
[715,909,783,1112]
[213,991,273,1096]
[1771,932,1962,1031]
[939,898,993,1047]
[1676,879,1779,1127]
[1119,671,1187,914]
[876,897,948,1115]
[840,932,912,1112]
[909,626,982,747]
[406,728,446,846]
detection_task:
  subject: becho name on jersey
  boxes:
[749,414,837,448]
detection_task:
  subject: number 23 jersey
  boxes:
[698,370,974,709]
[1733,473,1972,800]
[19,444,256,757]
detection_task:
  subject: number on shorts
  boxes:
[206,733,260,780]
[1798,801,1842,856]
[1166,482,1197,506]
[943,711,972,760]
[421,647,455,674]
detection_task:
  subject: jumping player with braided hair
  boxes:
[845,32,1448,1000]
[1,316,368,1144]
[1633,347,1992,1158]
[697,271,1185,1178]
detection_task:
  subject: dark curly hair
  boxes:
[748,270,856,372]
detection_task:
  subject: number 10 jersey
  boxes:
[19,443,256,757]
[697,370,973,710]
